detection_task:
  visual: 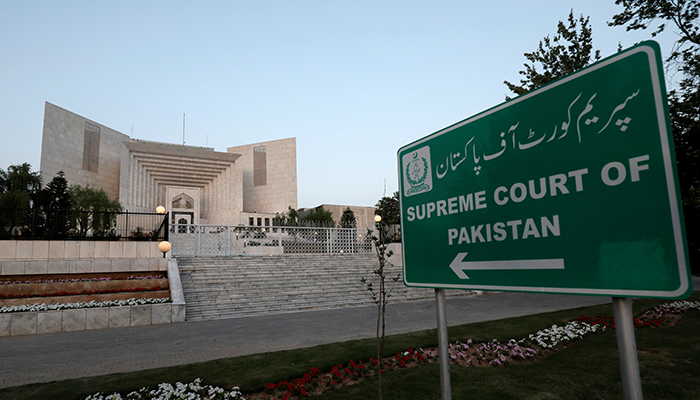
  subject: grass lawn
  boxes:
[2,292,698,400]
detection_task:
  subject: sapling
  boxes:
[361,216,400,400]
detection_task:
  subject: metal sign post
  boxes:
[435,289,452,400]
[613,297,643,400]
[397,41,692,398]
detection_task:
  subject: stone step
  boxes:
[176,254,469,321]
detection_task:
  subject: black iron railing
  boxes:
[0,208,168,241]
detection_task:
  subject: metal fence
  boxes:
[170,224,373,256]
[0,208,168,241]
[379,223,401,244]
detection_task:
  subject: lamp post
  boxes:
[156,206,169,257]
[155,205,170,242]
[158,241,171,258]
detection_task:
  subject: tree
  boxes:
[374,191,400,225]
[339,207,357,228]
[301,208,334,226]
[35,171,72,237]
[68,184,122,213]
[374,192,400,244]
[0,163,42,209]
[0,163,42,235]
[40,171,71,211]
[338,207,358,253]
[609,0,700,272]
[608,0,699,50]
[273,206,299,226]
[504,9,601,98]
[67,184,122,234]
[361,216,400,400]
[286,206,299,225]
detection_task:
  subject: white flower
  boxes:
[83,379,246,400]
[0,298,171,314]
[520,321,605,349]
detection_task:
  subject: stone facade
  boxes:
[227,138,298,217]
[119,140,242,225]
[41,102,126,201]
[39,103,297,226]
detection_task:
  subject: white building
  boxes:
[40,102,297,227]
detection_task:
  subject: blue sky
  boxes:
[0,1,679,208]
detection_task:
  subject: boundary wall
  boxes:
[0,303,174,336]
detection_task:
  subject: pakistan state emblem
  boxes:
[402,146,433,197]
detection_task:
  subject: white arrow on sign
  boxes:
[450,252,565,279]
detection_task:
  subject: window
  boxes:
[178,218,188,233]
[249,217,254,226]
[253,145,267,186]
[82,122,101,173]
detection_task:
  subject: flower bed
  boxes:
[1,273,166,285]
[0,289,171,307]
[129,226,157,240]
[1,286,167,300]
[573,300,695,329]
[0,272,170,306]
[1,297,171,313]
[253,349,425,400]
[85,379,245,400]
[425,338,539,367]
[519,320,607,350]
[255,300,700,400]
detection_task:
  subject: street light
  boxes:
[156,206,169,255]
[374,215,383,243]
[158,241,171,258]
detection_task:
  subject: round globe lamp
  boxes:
[158,241,171,258]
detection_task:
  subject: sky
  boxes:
[0,0,681,209]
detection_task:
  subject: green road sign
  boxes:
[398,41,692,299]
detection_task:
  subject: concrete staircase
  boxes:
[177,254,473,321]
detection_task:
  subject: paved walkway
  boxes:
[0,291,618,389]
